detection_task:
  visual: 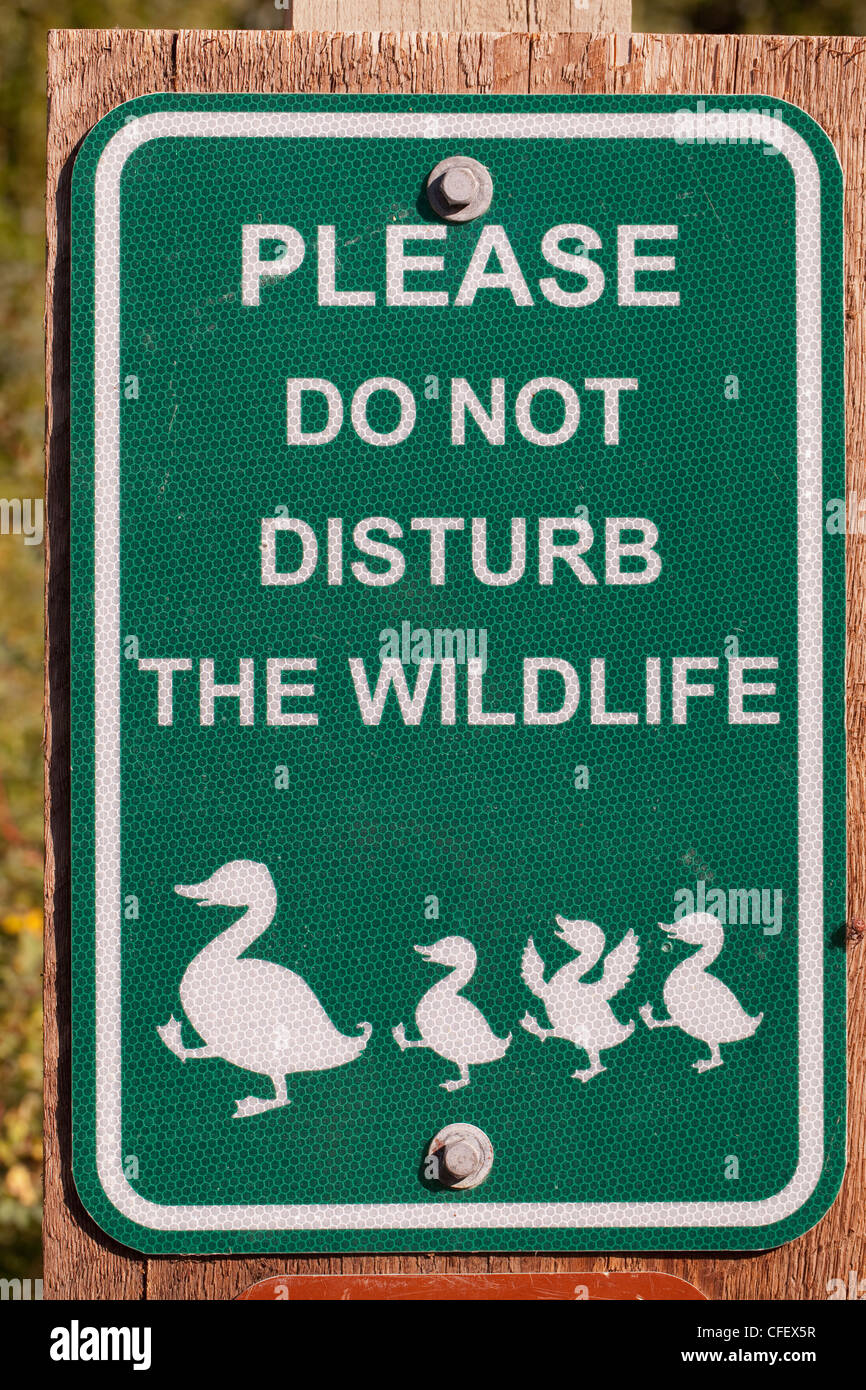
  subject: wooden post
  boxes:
[46,24,866,1300]
[291,2,632,32]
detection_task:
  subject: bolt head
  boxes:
[426,157,493,224]
[442,1137,482,1181]
[440,166,478,209]
[426,1122,494,1190]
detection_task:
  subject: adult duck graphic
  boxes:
[639,912,763,1071]
[157,861,371,1117]
[393,937,511,1091]
[520,917,639,1081]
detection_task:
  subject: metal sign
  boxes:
[71,95,845,1254]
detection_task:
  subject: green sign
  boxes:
[71,94,845,1254]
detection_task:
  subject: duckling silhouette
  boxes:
[520,916,640,1081]
[639,912,763,1072]
[157,861,371,1117]
[392,937,511,1091]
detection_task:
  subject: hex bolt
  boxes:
[441,1136,484,1182]
[440,165,478,210]
[426,157,493,223]
[426,1122,494,1190]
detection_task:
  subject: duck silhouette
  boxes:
[639,912,763,1072]
[392,937,511,1091]
[157,861,371,1117]
[521,917,640,1081]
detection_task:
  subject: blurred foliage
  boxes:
[633,0,865,33]
[0,0,862,1288]
[0,911,41,1279]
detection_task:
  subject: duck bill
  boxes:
[174,881,212,904]
[413,944,434,961]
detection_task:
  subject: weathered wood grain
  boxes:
[291,2,632,33]
[46,26,866,1301]
[43,28,182,1301]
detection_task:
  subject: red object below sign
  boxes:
[236,1272,706,1301]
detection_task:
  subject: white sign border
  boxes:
[90,108,826,1234]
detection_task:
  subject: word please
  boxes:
[241,223,680,309]
[261,516,661,587]
[135,655,779,727]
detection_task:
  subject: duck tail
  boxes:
[356,1020,373,1045]
[750,1011,764,1031]
[521,938,547,999]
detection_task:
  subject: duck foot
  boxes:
[233,1075,291,1118]
[520,1012,554,1041]
[572,1059,605,1083]
[693,1056,723,1073]
[233,1094,293,1118]
[639,1003,675,1029]
[440,1078,470,1091]
[392,1022,427,1051]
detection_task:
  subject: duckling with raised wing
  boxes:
[521,916,639,1081]
[639,912,762,1071]
[392,937,511,1091]
[158,861,371,1117]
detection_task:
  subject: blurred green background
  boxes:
[0,0,862,1285]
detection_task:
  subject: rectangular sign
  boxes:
[71,95,845,1253]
